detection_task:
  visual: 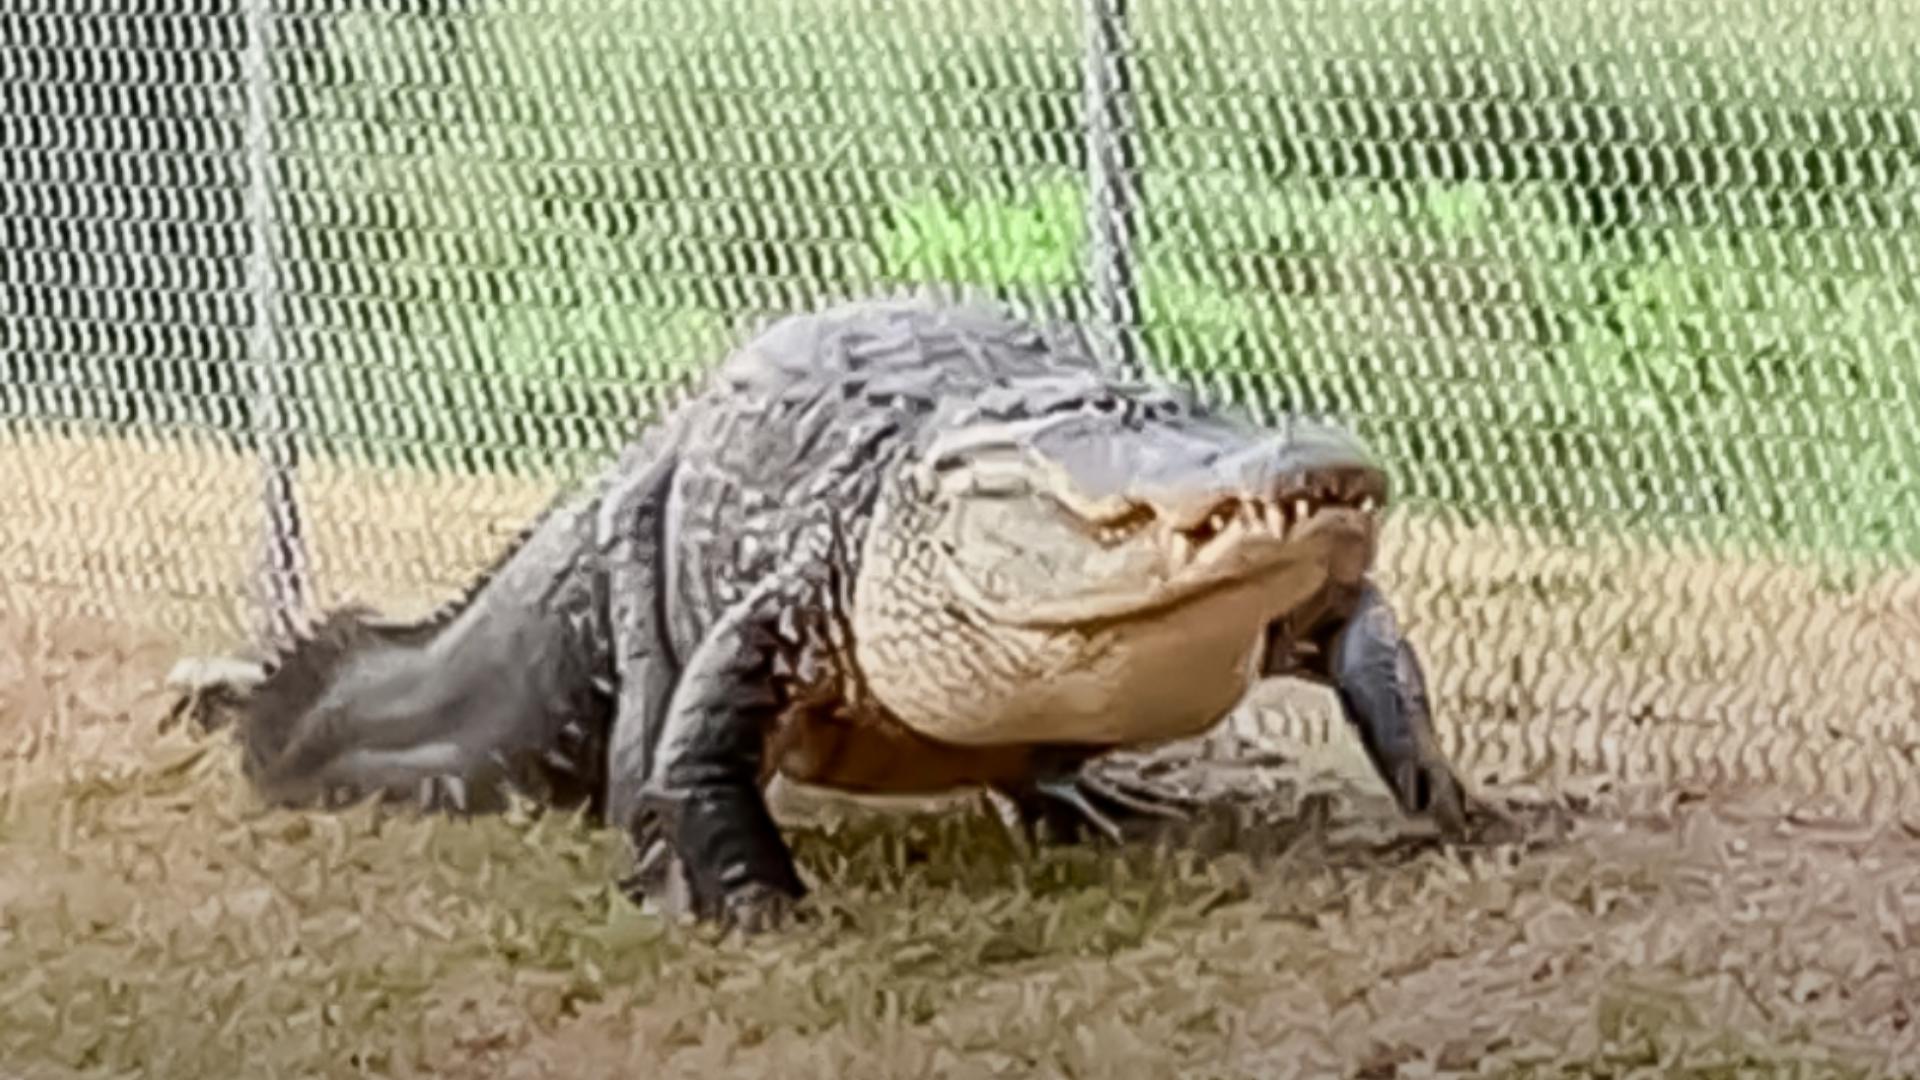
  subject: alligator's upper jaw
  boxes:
[978,464,1387,631]
[1158,462,1386,575]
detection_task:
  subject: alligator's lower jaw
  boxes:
[1038,508,1377,631]
[890,550,1351,751]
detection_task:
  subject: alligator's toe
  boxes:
[1395,757,1470,839]
[719,881,806,934]
[617,836,692,917]
[1081,770,1201,820]
[1004,769,1199,847]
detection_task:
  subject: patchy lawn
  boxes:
[2,610,1915,1079]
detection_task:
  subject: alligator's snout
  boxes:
[1144,416,1388,538]
[1243,415,1387,505]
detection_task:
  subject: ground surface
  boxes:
[5,429,1920,1078]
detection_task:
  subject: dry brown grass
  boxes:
[5,427,1920,1077]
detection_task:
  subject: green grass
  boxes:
[292,0,1920,561]
[3,731,1903,1079]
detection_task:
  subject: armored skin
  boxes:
[210,297,1471,931]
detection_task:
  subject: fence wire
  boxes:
[3,0,1917,821]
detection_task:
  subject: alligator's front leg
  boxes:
[596,439,687,904]
[1284,579,1471,836]
[627,593,807,932]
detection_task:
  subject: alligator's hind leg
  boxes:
[996,749,1199,845]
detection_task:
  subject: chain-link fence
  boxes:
[5,0,1917,820]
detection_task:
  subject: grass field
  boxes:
[5,429,1920,1077]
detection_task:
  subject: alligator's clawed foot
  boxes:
[617,851,807,935]
[1004,770,1200,846]
[1390,756,1471,839]
[1454,786,1538,845]
[160,655,269,734]
[617,836,675,911]
[717,881,806,935]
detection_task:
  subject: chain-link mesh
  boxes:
[5,0,1917,820]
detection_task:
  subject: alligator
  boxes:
[192,296,1473,932]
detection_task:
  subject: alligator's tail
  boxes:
[232,492,614,818]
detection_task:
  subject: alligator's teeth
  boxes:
[1359,496,1376,513]
[1170,532,1194,567]
[1262,501,1285,535]
[1292,498,1310,521]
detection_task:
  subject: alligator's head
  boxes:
[854,373,1389,748]
[852,369,1468,826]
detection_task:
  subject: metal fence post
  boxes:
[242,0,309,645]
[1081,0,1145,380]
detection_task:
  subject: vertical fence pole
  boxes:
[1081,0,1144,380]
[242,0,309,645]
